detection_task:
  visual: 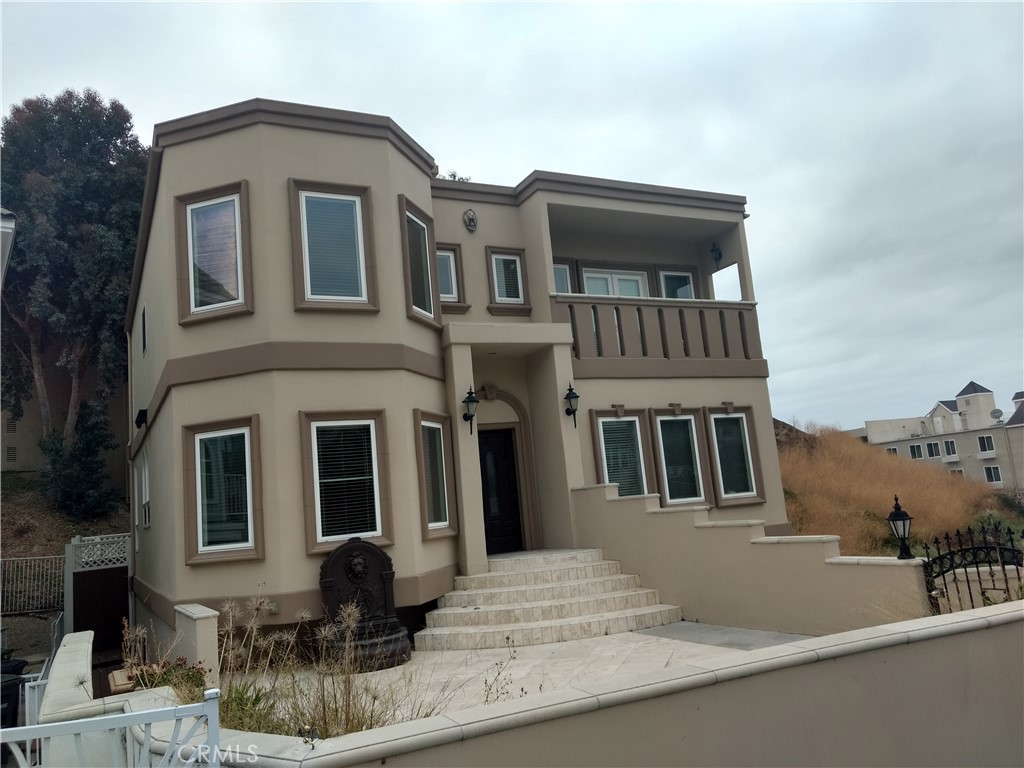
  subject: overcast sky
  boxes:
[3,2,1021,429]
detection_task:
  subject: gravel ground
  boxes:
[1,612,60,664]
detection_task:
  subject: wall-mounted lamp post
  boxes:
[886,495,914,560]
[462,388,479,435]
[564,384,580,428]
[710,242,724,270]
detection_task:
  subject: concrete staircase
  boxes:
[414,549,681,651]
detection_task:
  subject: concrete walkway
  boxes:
[362,621,810,716]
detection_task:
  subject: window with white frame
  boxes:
[710,413,756,498]
[949,468,965,478]
[909,444,923,459]
[659,271,694,299]
[926,442,940,458]
[420,420,449,528]
[299,190,367,301]
[492,252,524,303]
[978,435,995,452]
[943,439,957,456]
[195,427,253,551]
[655,415,704,503]
[553,263,572,294]
[885,447,899,456]
[136,449,150,530]
[187,194,243,313]
[985,465,1002,483]
[582,268,649,297]
[311,420,382,541]
[598,416,647,496]
[437,249,458,302]
[406,212,433,317]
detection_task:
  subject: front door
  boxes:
[478,428,523,554]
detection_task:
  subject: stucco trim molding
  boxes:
[141,341,444,432]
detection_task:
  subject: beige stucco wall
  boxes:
[571,485,931,635]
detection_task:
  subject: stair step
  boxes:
[414,605,683,651]
[426,588,661,627]
[455,560,622,590]
[439,573,642,607]
[486,548,604,572]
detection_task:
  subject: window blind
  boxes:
[190,198,240,308]
[315,423,379,537]
[714,417,753,495]
[601,419,645,496]
[659,418,701,500]
[304,195,362,298]
[495,257,521,300]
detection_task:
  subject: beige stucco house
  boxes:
[125,98,795,637]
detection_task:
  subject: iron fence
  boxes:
[1,556,64,615]
[922,520,1024,614]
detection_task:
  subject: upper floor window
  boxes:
[437,249,458,302]
[582,268,649,297]
[885,447,898,456]
[978,435,995,453]
[985,466,1002,483]
[926,442,940,458]
[486,246,531,316]
[175,182,253,325]
[289,180,377,312]
[398,196,440,326]
[553,263,573,294]
[660,271,694,299]
[909,444,923,459]
[943,439,957,456]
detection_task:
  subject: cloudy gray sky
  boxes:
[3,2,1021,429]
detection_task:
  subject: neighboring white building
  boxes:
[856,382,1024,496]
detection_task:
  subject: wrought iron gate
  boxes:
[921,520,1023,615]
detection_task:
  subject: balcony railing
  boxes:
[551,295,768,379]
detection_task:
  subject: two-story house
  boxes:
[125,99,792,640]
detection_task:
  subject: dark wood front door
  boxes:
[479,428,523,554]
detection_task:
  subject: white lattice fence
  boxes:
[69,533,130,571]
[1,556,64,614]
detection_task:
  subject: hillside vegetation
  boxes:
[778,427,1015,556]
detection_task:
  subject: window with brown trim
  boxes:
[706,407,765,507]
[300,410,392,554]
[398,196,441,328]
[414,410,458,539]
[437,243,470,313]
[649,408,713,506]
[486,246,531,316]
[589,409,656,497]
[182,415,264,565]
[175,181,254,326]
[288,179,378,312]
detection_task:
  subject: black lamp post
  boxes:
[563,384,580,428]
[462,388,479,435]
[886,495,914,560]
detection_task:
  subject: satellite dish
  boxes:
[991,409,1004,421]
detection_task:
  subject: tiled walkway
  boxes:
[363,621,810,716]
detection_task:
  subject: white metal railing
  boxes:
[0,688,222,768]
[1,556,64,614]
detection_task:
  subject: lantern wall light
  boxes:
[462,388,479,435]
[886,495,914,560]
[564,384,580,428]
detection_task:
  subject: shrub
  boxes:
[39,401,119,519]
[121,620,209,704]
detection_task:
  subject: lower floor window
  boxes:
[421,421,449,527]
[598,416,647,496]
[985,466,1002,483]
[196,427,253,550]
[312,420,381,540]
[711,414,755,497]
[655,415,704,503]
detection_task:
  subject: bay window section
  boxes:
[399,196,440,326]
[301,411,391,553]
[183,416,264,565]
[289,180,376,312]
[175,181,253,325]
[415,411,457,538]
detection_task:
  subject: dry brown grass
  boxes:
[779,428,1004,555]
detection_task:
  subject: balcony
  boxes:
[941,454,959,464]
[551,295,768,379]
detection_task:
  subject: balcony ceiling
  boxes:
[548,204,736,242]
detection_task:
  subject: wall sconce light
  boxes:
[886,495,914,560]
[462,388,479,434]
[710,242,723,269]
[563,384,580,428]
